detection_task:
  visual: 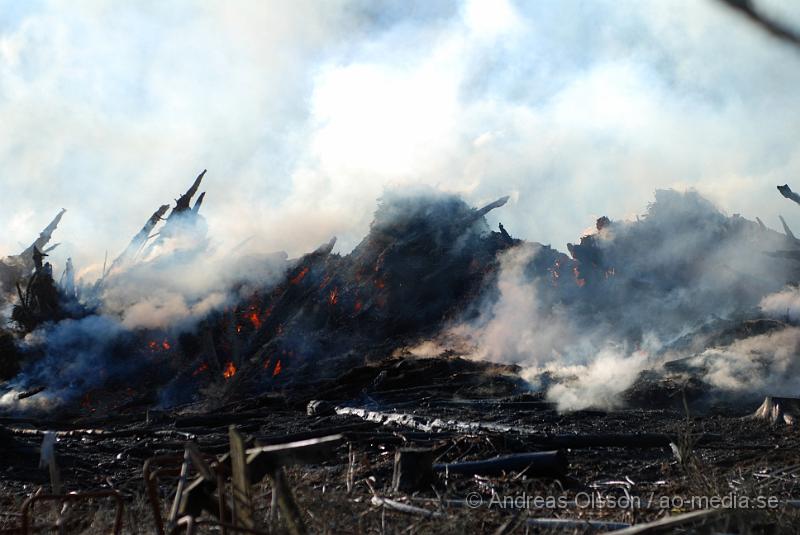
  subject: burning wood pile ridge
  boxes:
[0,173,799,533]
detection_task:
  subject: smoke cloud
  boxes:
[2,0,800,276]
[449,189,798,410]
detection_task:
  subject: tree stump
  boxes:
[752,396,799,426]
[392,448,434,492]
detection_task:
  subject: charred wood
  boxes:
[433,450,567,477]
[107,204,170,274]
[392,447,435,491]
[752,396,799,426]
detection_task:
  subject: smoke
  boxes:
[453,189,797,411]
[760,286,800,321]
[1,315,130,410]
[463,243,569,366]
[694,327,800,398]
[542,349,650,412]
[2,0,800,275]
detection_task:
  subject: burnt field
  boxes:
[1,173,800,533]
[0,355,799,534]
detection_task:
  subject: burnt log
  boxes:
[334,406,722,448]
[473,196,510,221]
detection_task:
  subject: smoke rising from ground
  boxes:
[452,190,799,410]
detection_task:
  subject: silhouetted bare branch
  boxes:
[718,0,800,49]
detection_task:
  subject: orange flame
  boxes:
[290,266,309,285]
[273,359,282,377]
[162,341,171,350]
[192,362,209,376]
[223,361,237,379]
[247,311,262,330]
[328,287,339,305]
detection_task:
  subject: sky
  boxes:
[1,0,800,280]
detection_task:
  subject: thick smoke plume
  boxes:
[448,190,799,410]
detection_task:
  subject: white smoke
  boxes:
[454,189,797,411]
[760,286,800,321]
[465,243,569,366]
[542,348,650,412]
[2,0,800,274]
[696,327,800,397]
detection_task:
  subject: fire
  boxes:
[247,311,262,330]
[573,266,586,288]
[273,359,282,377]
[223,361,237,379]
[147,339,171,351]
[290,266,309,285]
[192,362,209,376]
[375,279,385,290]
[328,287,338,305]
[354,299,362,312]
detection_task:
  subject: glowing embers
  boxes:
[328,287,339,305]
[573,266,586,288]
[247,311,262,330]
[289,266,309,285]
[222,361,237,379]
[549,259,562,285]
[147,339,172,352]
[262,353,287,378]
[192,362,209,377]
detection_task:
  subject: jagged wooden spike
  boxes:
[173,169,206,214]
[19,209,66,261]
[474,195,510,220]
[752,396,799,426]
[778,215,799,242]
[107,204,170,274]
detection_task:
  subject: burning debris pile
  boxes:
[2,174,800,413]
[0,177,523,412]
[2,174,800,533]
